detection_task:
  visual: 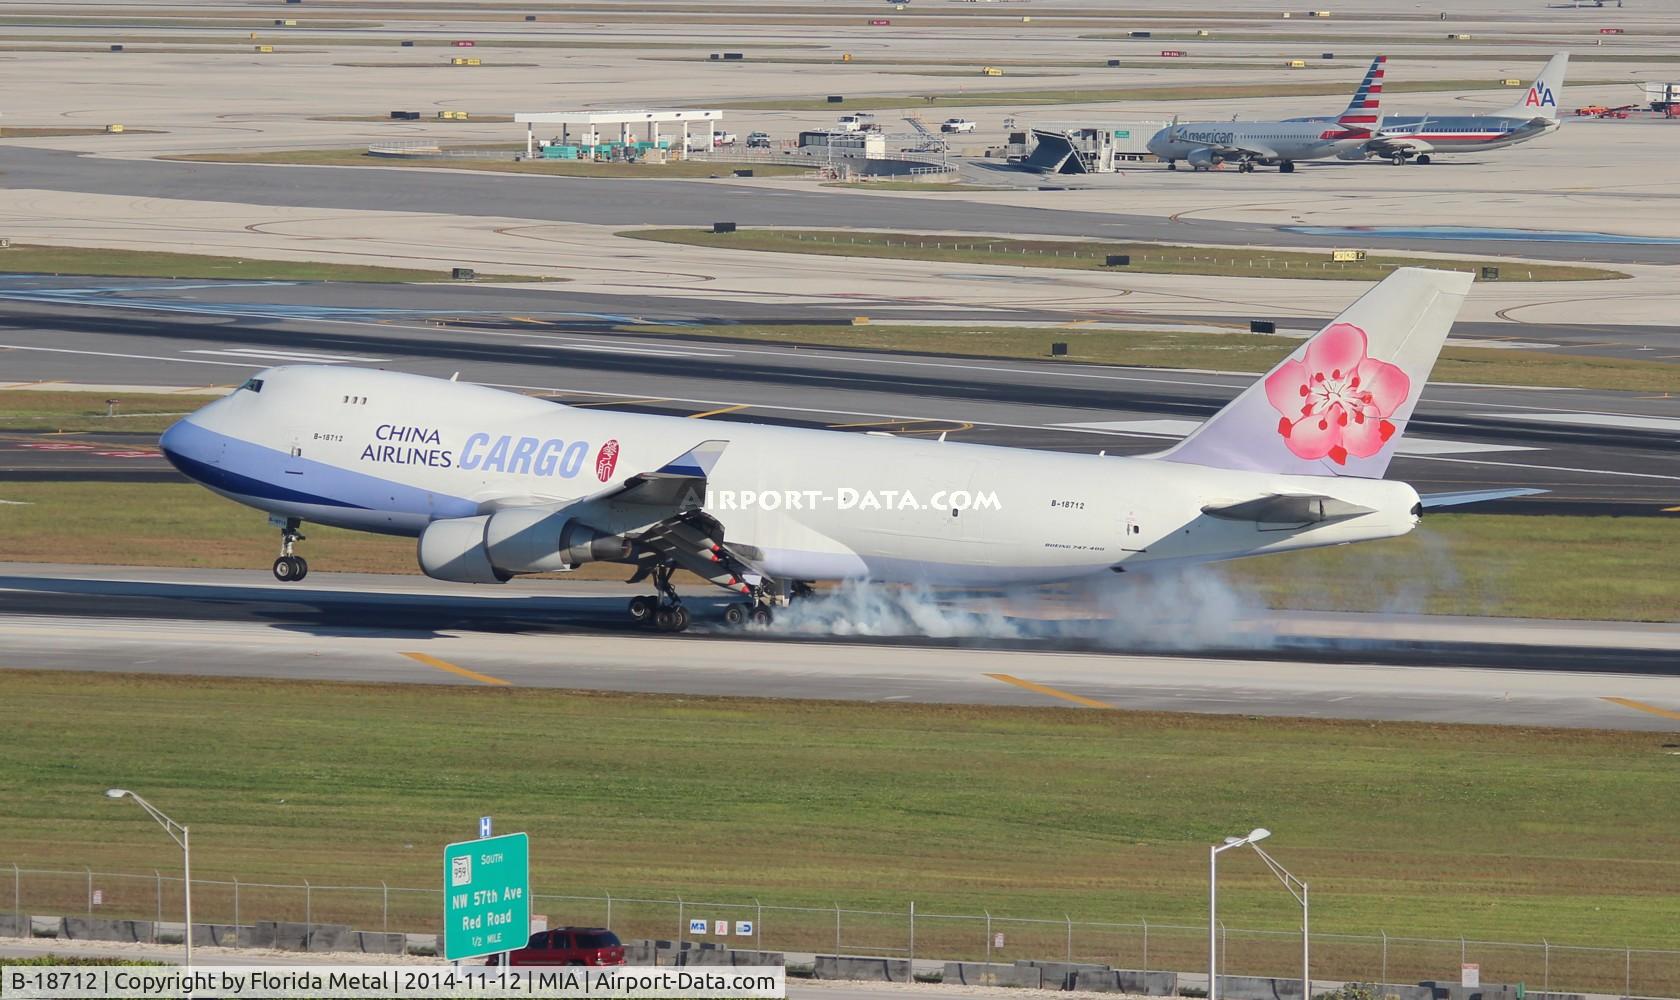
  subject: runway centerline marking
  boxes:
[401,651,511,687]
[986,673,1112,709]
[689,403,750,419]
[1601,697,1680,722]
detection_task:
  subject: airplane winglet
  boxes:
[655,439,729,478]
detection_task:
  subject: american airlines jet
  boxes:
[159,269,1528,632]
[1147,56,1387,172]
[1352,53,1567,164]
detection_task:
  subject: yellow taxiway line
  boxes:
[689,403,750,419]
[985,673,1112,709]
[401,651,511,687]
[1601,697,1680,722]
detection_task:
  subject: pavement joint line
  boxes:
[688,403,751,419]
[400,651,511,687]
[1602,697,1680,722]
[985,672,1112,709]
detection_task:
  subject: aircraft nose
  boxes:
[158,419,203,477]
[158,419,186,463]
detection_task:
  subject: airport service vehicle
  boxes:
[1351,53,1568,164]
[941,118,977,133]
[486,929,626,967]
[1643,82,1678,112]
[713,131,738,146]
[158,269,1534,633]
[746,131,772,148]
[1148,56,1387,172]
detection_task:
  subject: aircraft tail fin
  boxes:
[1335,55,1386,131]
[1501,52,1567,119]
[1158,267,1474,479]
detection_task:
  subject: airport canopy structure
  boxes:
[513,109,722,159]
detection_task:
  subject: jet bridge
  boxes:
[1022,122,1168,173]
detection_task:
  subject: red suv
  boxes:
[487,928,626,967]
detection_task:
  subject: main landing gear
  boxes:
[628,563,695,633]
[272,517,308,582]
[626,563,789,633]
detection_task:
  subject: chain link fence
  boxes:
[5,864,1675,997]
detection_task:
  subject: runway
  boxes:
[2,280,1677,514]
[2,564,1677,732]
[5,145,1680,267]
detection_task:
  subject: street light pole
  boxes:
[1249,842,1309,1000]
[1210,829,1270,1000]
[105,789,191,969]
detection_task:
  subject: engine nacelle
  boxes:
[483,505,630,573]
[417,515,508,584]
[418,506,633,583]
[1187,147,1219,169]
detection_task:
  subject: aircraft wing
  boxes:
[1418,487,1547,508]
[1363,135,1435,155]
[575,439,770,593]
[1211,141,1280,162]
[588,439,728,510]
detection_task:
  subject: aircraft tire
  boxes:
[672,606,691,632]
[1416,154,1432,164]
[1391,153,1406,165]
[723,603,748,627]
[1279,161,1295,174]
[654,606,676,631]
[272,556,306,582]
[628,595,655,623]
[750,606,774,627]
[292,557,308,581]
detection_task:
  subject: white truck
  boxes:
[941,117,977,133]
[835,113,879,133]
[1645,81,1679,111]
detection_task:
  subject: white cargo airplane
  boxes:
[160,268,1529,632]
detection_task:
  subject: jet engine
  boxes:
[1186,147,1220,170]
[417,505,632,584]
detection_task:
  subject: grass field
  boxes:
[172,148,816,179]
[622,228,1624,283]
[0,391,227,434]
[1,671,1676,974]
[0,127,162,138]
[0,480,1675,622]
[626,322,1680,394]
[0,245,547,283]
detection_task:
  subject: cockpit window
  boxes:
[238,378,264,393]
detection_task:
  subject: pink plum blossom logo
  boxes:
[1263,323,1411,466]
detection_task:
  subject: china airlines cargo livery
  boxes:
[160,268,1531,632]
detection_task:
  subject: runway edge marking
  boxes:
[985,673,1112,710]
[401,651,512,687]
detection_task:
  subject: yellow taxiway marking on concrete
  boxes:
[1602,697,1680,721]
[689,403,750,419]
[572,397,669,408]
[401,651,511,687]
[985,673,1112,709]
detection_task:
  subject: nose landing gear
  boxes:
[272,518,308,582]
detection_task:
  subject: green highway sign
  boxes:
[443,832,530,962]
